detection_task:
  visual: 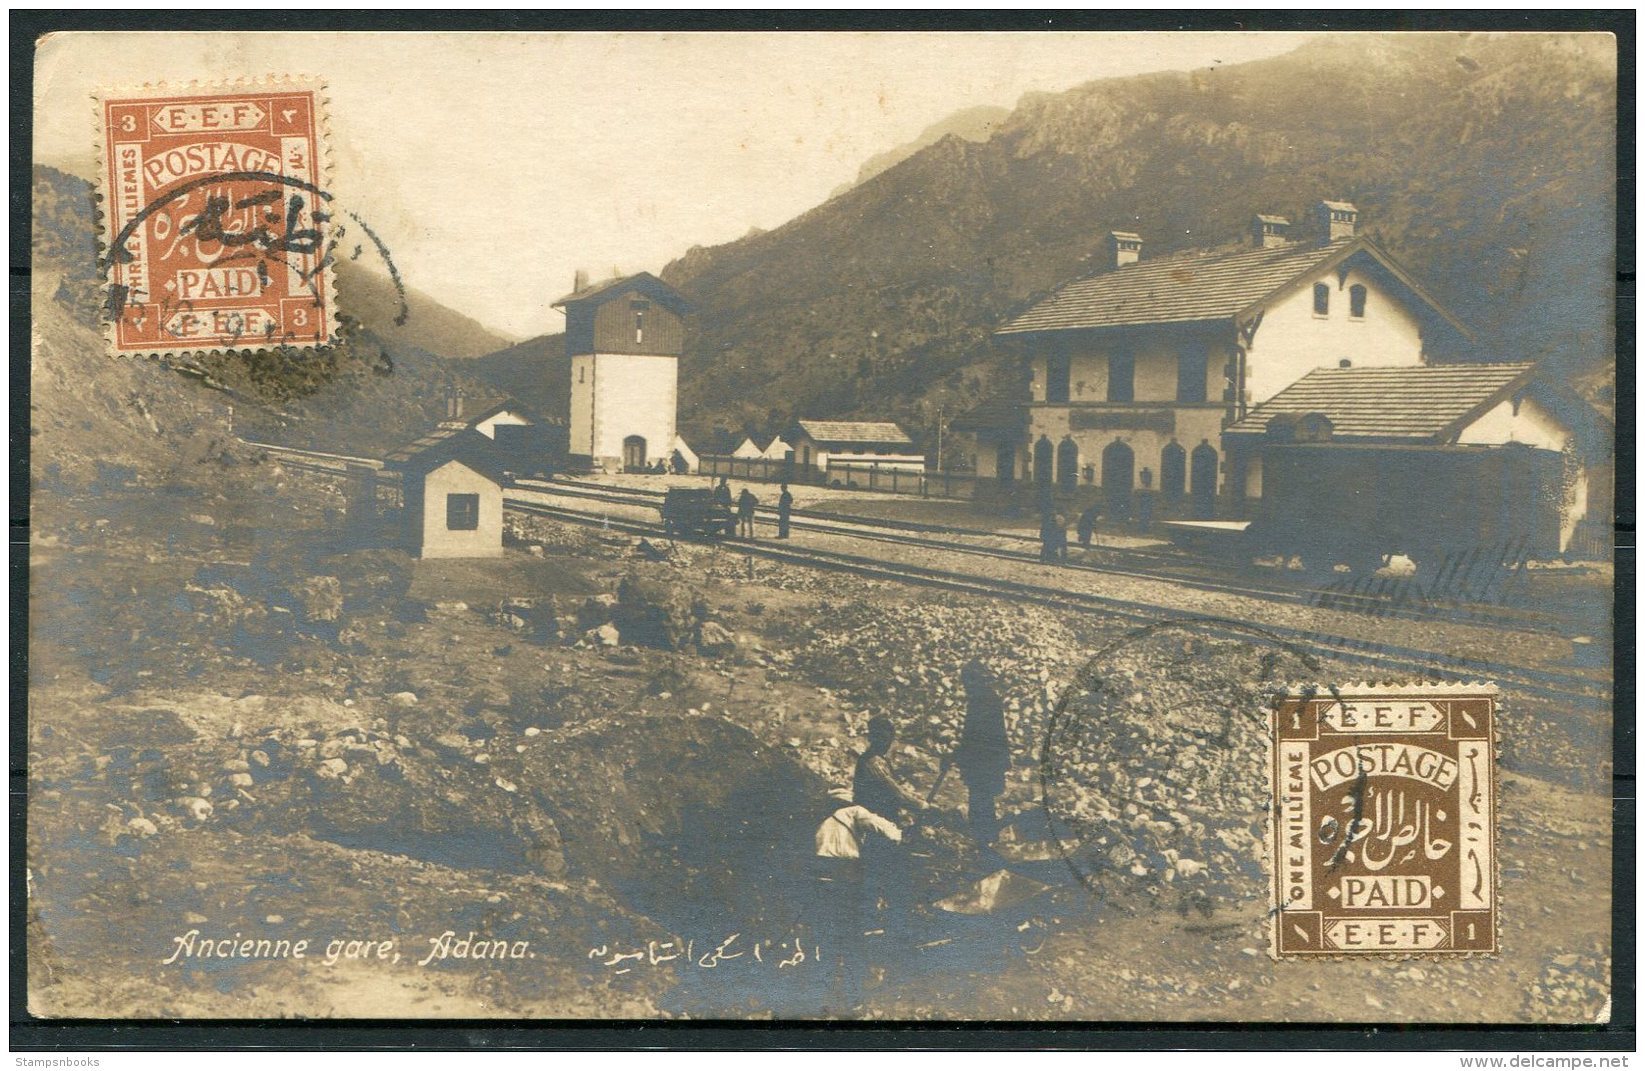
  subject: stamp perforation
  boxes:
[90,76,338,361]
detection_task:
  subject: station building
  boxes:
[959,201,1473,516]
[1225,362,1613,555]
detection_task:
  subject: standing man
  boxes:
[737,488,759,539]
[714,477,735,537]
[1040,509,1068,563]
[777,483,794,539]
[1076,501,1102,550]
[947,659,1010,849]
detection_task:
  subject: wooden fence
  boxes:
[698,454,982,500]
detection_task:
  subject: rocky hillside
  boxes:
[830,104,1012,198]
[612,33,1611,447]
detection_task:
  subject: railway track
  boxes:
[506,495,1610,711]
[515,477,1574,636]
[246,441,1608,708]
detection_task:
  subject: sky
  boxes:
[36,31,1319,340]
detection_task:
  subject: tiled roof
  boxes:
[383,426,507,481]
[551,271,691,313]
[465,399,565,428]
[998,240,1347,334]
[794,419,914,446]
[1225,363,1538,441]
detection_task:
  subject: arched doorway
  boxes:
[1033,436,1054,486]
[1056,437,1080,493]
[1160,441,1187,501]
[1101,440,1134,521]
[995,441,1016,486]
[622,435,647,471]
[1190,441,1218,519]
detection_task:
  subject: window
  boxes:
[1045,348,1071,404]
[1107,350,1135,402]
[630,298,651,344]
[1349,284,1367,319]
[446,493,480,531]
[1176,346,1209,403]
[1313,283,1330,316]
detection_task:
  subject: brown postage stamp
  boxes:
[1271,684,1498,957]
[97,81,335,356]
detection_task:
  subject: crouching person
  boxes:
[810,787,902,1014]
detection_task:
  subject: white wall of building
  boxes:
[1245,263,1426,404]
[1458,395,1587,550]
[570,354,596,458]
[418,459,502,559]
[1456,395,1572,452]
[569,352,678,467]
[472,410,532,439]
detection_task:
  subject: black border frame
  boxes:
[10,8,1635,1052]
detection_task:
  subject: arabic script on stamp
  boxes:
[98,82,335,356]
[1270,684,1497,957]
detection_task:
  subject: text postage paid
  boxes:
[99,83,334,355]
[1271,685,1498,957]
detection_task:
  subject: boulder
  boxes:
[586,623,620,648]
[612,574,695,650]
[387,691,419,708]
[176,796,213,822]
[295,576,343,624]
[695,621,736,656]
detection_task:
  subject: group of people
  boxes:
[713,477,794,539]
[1040,501,1106,563]
[809,659,1010,1009]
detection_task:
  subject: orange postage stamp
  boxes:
[1270,684,1498,958]
[97,81,335,356]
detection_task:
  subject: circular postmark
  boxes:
[101,167,405,351]
[1036,617,1330,916]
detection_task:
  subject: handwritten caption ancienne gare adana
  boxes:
[163,929,531,969]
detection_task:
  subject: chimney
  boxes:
[573,269,589,293]
[1252,214,1291,249]
[1317,200,1359,242]
[1106,231,1143,270]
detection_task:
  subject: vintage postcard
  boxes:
[24,28,1619,1028]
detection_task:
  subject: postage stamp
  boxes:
[1270,684,1498,958]
[96,81,336,356]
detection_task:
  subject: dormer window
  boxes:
[1313,283,1330,317]
[1349,284,1367,319]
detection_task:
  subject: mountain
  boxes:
[830,104,1011,198]
[334,257,516,359]
[29,165,511,476]
[577,32,1611,450]
[466,334,569,426]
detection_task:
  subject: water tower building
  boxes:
[555,271,692,472]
